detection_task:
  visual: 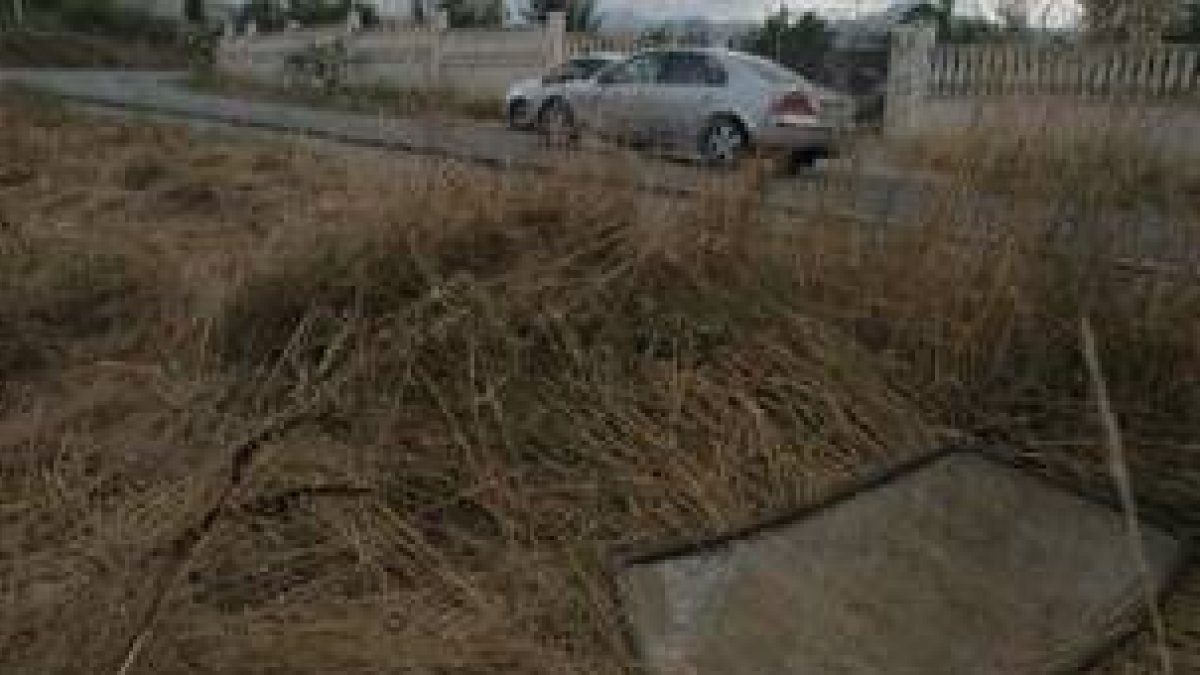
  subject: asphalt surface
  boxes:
[0,68,938,222]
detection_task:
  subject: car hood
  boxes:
[507,77,544,98]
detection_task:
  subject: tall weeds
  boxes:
[0,91,1196,674]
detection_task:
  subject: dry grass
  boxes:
[0,91,1197,674]
[893,119,1200,213]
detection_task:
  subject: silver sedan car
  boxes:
[504,53,626,130]
[537,48,854,166]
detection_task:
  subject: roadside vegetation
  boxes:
[0,90,1196,674]
[0,30,186,68]
[0,0,187,68]
[894,118,1200,212]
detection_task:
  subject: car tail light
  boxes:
[770,92,819,117]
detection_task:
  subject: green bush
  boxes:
[35,0,182,44]
[236,0,379,31]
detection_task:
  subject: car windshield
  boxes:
[573,58,616,78]
[548,58,617,83]
[731,53,803,85]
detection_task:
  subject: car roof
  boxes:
[571,52,626,61]
[635,46,739,56]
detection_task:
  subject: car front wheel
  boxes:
[508,99,531,130]
[537,99,578,147]
[700,117,749,167]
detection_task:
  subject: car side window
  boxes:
[660,52,728,87]
[598,53,662,85]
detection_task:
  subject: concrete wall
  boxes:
[218,13,565,97]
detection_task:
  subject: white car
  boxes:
[538,47,855,166]
[504,53,626,130]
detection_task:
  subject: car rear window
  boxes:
[732,54,804,85]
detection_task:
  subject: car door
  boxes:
[590,52,665,144]
[655,51,731,150]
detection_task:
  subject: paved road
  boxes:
[0,68,938,222]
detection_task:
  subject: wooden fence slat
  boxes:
[947,47,958,95]
[1035,46,1049,94]
[1004,45,1017,95]
[1139,47,1155,98]
[1169,48,1188,95]
[1183,50,1199,98]
[1121,47,1136,96]
[932,47,946,94]
[1091,47,1108,96]
[986,45,999,95]
[908,39,1199,106]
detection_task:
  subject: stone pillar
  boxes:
[245,20,258,37]
[347,7,363,33]
[885,22,936,138]
[545,10,566,67]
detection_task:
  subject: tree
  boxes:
[526,0,602,32]
[440,0,501,27]
[1166,0,1200,41]
[900,0,1008,43]
[901,0,955,39]
[288,0,378,25]
[737,8,832,72]
[1082,0,1183,41]
[9,0,25,27]
[995,0,1029,33]
[636,24,674,48]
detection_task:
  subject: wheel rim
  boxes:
[705,123,744,163]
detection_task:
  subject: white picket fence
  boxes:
[930,43,1200,98]
[566,33,664,58]
[886,24,1200,150]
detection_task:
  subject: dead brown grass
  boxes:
[894,119,1200,213]
[0,91,1197,674]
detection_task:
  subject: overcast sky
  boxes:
[595,0,1082,26]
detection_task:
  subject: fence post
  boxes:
[429,9,448,87]
[545,11,566,67]
[885,22,936,138]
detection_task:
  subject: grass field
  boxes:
[0,91,1197,674]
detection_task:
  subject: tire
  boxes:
[508,99,531,131]
[699,116,750,168]
[788,148,828,173]
[537,98,578,147]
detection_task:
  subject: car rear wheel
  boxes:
[700,117,749,167]
[537,98,577,147]
[508,99,531,130]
